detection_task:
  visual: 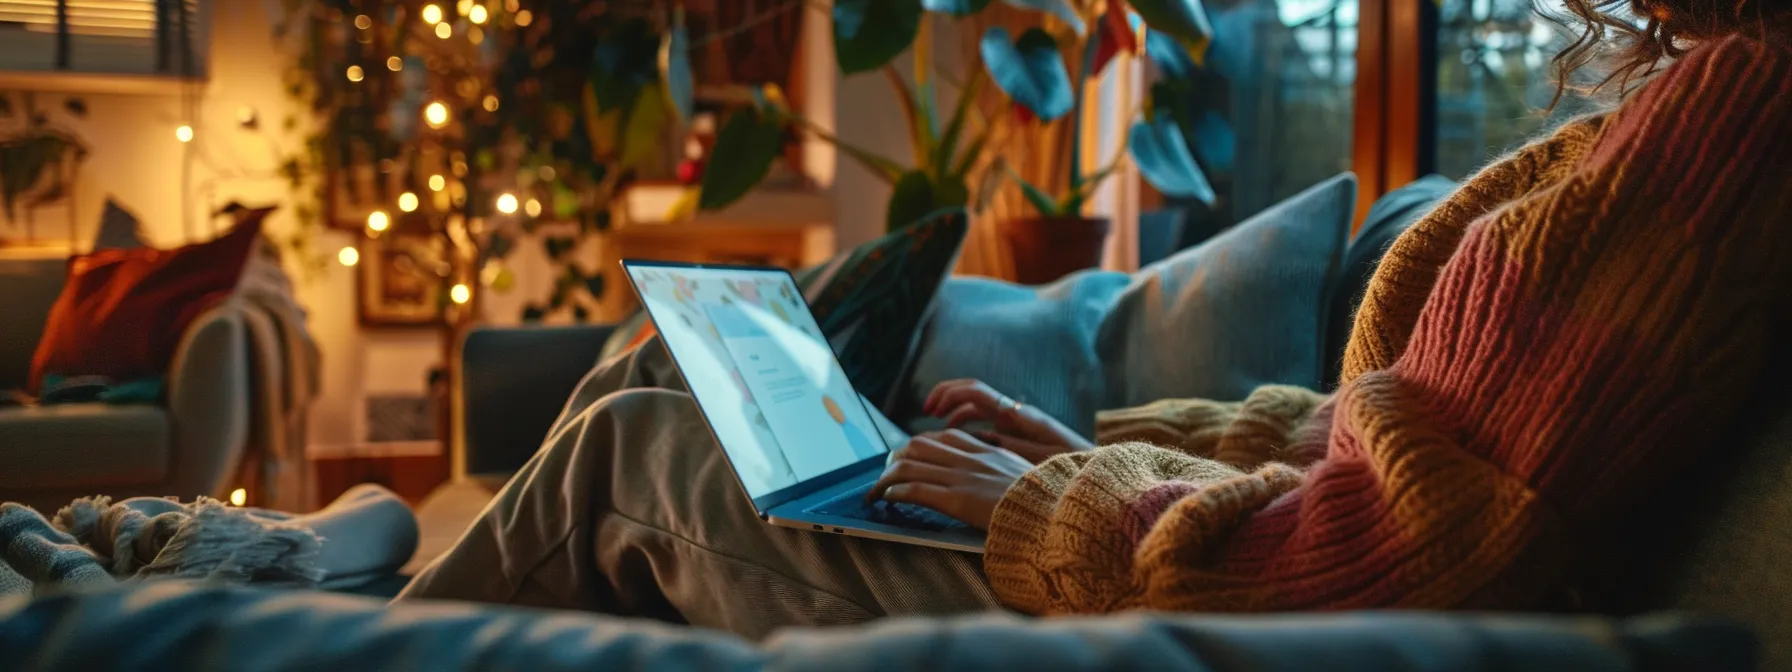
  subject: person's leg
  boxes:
[400,379,999,637]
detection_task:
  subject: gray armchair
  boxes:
[0,253,251,514]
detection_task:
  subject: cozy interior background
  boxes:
[0,1,1130,455]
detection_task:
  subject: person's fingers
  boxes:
[930,383,1006,421]
[924,379,980,416]
[972,430,1061,464]
[886,436,976,470]
[867,459,963,503]
[943,402,994,429]
[929,428,1000,455]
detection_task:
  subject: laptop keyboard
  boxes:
[807,483,966,532]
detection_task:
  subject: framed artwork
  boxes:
[357,232,447,327]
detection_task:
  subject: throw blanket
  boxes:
[0,484,419,598]
[984,36,1792,612]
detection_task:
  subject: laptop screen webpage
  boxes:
[626,264,889,499]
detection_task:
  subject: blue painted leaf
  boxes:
[1144,28,1197,79]
[923,0,993,15]
[980,27,1074,122]
[1127,0,1213,59]
[1002,0,1085,35]
[659,21,693,122]
[835,0,924,74]
[1189,110,1235,174]
[1130,115,1215,205]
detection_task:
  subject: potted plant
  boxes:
[977,0,1220,283]
[664,0,1222,243]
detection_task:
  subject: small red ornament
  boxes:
[1012,103,1037,125]
[676,159,705,184]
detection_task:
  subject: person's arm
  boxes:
[984,35,1792,615]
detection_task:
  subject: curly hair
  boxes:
[1543,0,1792,105]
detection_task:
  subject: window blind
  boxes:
[0,0,207,77]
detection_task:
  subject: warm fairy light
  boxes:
[338,246,359,266]
[524,198,542,217]
[346,65,364,82]
[495,193,518,214]
[514,9,532,26]
[229,488,247,506]
[435,22,452,39]
[398,192,419,212]
[367,210,390,232]
[354,14,371,29]
[504,0,519,10]
[457,0,474,14]
[467,25,484,44]
[421,3,443,24]
[482,95,499,112]
[450,283,471,304]
[428,174,447,192]
[386,56,403,71]
[468,5,488,24]
[175,125,193,142]
[424,101,449,128]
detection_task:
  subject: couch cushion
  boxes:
[0,403,169,489]
[0,255,69,392]
[904,175,1356,436]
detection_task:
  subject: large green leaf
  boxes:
[1129,115,1215,205]
[922,0,993,14]
[834,0,924,75]
[1126,0,1213,59]
[1002,0,1085,34]
[699,108,784,211]
[618,82,670,170]
[979,27,1073,122]
[658,19,694,122]
[887,170,937,232]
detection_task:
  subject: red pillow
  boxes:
[30,213,267,392]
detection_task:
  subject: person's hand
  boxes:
[869,430,1032,529]
[923,379,1094,464]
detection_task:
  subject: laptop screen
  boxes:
[624,263,890,499]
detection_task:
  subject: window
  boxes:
[1159,0,1358,241]
[0,0,208,77]
[1430,0,1605,179]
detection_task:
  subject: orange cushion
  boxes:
[29,213,266,392]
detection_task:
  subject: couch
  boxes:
[0,250,314,514]
[405,178,1792,668]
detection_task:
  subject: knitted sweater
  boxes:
[984,35,1792,614]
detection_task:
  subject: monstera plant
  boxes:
[662,0,1220,244]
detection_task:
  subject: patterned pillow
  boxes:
[601,209,968,411]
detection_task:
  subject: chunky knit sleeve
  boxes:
[984,35,1792,615]
[1092,386,1330,468]
[1340,114,1605,383]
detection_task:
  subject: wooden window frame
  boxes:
[1351,0,1438,231]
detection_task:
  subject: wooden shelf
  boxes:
[0,70,204,96]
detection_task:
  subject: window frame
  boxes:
[0,0,210,93]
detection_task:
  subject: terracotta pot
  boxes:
[1000,215,1111,285]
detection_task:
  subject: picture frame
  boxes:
[356,231,447,328]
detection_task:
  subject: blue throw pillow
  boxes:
[903,174,1357,436]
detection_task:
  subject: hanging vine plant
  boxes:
[0,93,90,227]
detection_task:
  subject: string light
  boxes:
[537,165,556,181]
[468,5,488,24]
[229,488,247,506]
[482,95,499,112]
[435,22,452,39]
[524,198,542,217]
[515,9,532,26]
[367,210,390,232]
[346,65,364,82]
[424,101,449,128]
[428,174,447,192]
[398,192,419,212]
[175,125,193,142]
[338,246,360,266]
[495,193,518,214]
[450,283,471,304]
[505,0,519,10]
[421,4,443,24]
[457,0,474,15]
[468,26,484,44]
[354,14,371,29]
[387,56,403,72]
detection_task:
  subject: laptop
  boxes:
[621,259,986,553]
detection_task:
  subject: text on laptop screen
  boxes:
[627,265,887,498]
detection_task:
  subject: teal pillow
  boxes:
[602,209,967,411]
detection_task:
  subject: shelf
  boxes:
[0,70,204,96]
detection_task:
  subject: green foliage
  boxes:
[1124,0,1214,58]
[1129,114,1215,205]
[980,27,1074,122]
[834,0,925,74]
[698,107,785,211]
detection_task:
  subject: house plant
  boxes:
[672,0,1222,278]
